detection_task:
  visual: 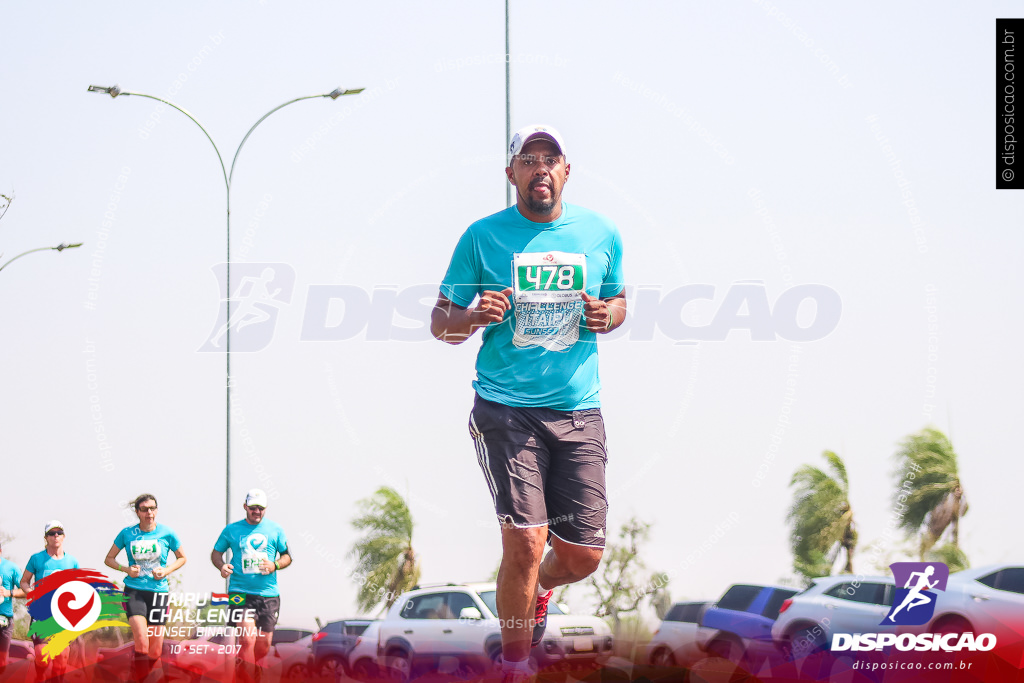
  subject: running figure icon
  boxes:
[888,565,940,621]
[209,267,284,348]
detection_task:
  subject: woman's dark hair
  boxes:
[132,493,157,511]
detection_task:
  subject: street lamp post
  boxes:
[0,242,83,273]
[88,83,364,524]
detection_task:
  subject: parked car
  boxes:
[310,618,375,676]
[645,601,712,668]
[273,633,314,680]
[699,583,798,666]
[273,627,315,644]
[348,621,383,680]
[912,563,1024,638]
[771,574,895,659]
[376,582,612,679]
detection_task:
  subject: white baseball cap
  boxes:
[44,520,65,535]
[244,489,268,508]
[509,124,567,159]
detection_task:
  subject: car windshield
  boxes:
[478,590,564,616]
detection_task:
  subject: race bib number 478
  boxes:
[514,252,585,301]
[511,252,587,351]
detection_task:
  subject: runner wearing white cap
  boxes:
[431,125,626,682]
[211,489,291,680]
[20,520,80,682]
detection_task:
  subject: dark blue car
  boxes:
[700,583,798,667]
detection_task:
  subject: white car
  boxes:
[348,621,383,680]
[645,601,713,667]
[771,574,896,658]
[375,582,612,679]
[914,563,1024,638]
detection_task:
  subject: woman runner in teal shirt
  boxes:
[104,493,186,681]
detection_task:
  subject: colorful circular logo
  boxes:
[51,581,101,631]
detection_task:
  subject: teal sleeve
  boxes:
[213,529,231,553]
[600,226,625,299]
[114,529,126,550]
[168,529,182,552]
[439,228,482,308]
[278,529,290,556]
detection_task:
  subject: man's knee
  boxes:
[559,545,603,580]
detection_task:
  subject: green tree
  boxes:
[893,427,969,560]
[349,487,421,614]
[586,518,668,637]
[787,450,857,581]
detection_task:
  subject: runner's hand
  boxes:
[470,288,513,328]
[152,567,167,580]
[127,565,141,578]
[259,559,276,575]
[220,563,234,578]
[581,292,612,332]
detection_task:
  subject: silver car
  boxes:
[771,574,896,658]
[646,601,712,667]
[913,563,1024,637]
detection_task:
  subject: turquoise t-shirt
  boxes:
[24,550,79,582]
[440,202,625,410]
[0,558,23,618]
[114,524,182,592]
[213,519,288,597]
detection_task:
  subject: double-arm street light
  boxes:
[0,242,83,273]
[88,83,364,524]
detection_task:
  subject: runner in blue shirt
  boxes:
[211,488,291,677]
[20,520,80,682]
[104,493,186,681]
[0,541,27,675]
[431,125,626,683]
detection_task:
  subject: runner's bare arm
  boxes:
[431,289,514,345]
[103,543,126,573]
[211,549,233,577]
[260,551,292,574]
[154,548,187,579]
[581,291,627,333]
[19,571,33,594]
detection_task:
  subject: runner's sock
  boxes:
[502,657,532,675]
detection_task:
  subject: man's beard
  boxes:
[525,182,557,215]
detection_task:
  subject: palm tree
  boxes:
[892,427,969,560]
[349,486,421,614]
[787,450,857,581]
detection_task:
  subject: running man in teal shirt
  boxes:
[431,125,626,683]
[0,541,27,675]
[211,488,292,676]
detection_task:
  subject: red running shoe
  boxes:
[532,589,554,646]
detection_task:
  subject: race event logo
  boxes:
[199,263,296,352]
[26,569,127,660]
[883,561,949,626]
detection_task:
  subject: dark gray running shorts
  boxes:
[469,394,609,548]
[228,594,280,633]
[123,587,169,625]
